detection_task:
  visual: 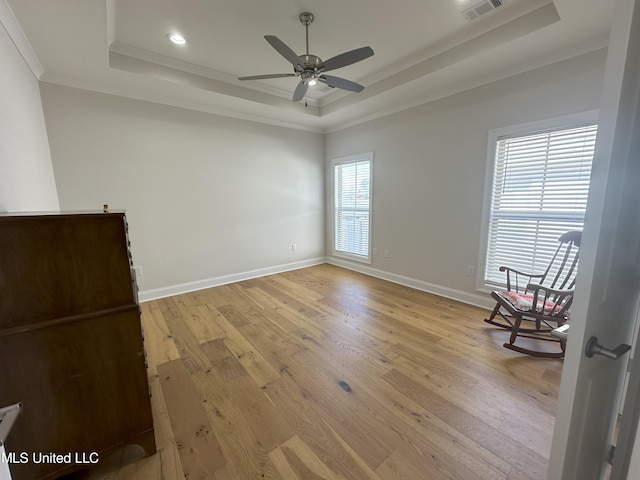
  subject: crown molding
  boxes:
[0,0,43,78]
[39,74,325,134]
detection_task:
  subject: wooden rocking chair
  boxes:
[484,230,581,358]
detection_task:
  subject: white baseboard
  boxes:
[326,257,495,310]
[138,257,326,302]
[139,255,494,311]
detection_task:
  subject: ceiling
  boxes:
[5,0,613,133]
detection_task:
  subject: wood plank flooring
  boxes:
[71,264,563,480]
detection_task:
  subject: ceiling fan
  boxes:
[238,12,374,102]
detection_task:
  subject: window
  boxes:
[333,153,372,263]
[479,114,598,288]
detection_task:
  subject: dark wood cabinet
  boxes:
[0,212,155,480]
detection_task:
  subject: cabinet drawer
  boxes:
[0,309,153,480]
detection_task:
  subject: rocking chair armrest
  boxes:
[499,266,545,278]
[499,266,545,292]
[526,283,574,297]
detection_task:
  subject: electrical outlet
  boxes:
[292,243,297,252]
[373,247,378,255]
[133,265,143,277]
[384,249,389,258]
[466,265,475,276]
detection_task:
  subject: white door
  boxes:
[548,0,640,478]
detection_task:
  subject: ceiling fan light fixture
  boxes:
[300,70,317,86]
[167,33,186,45]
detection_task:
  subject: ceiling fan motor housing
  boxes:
[299,54,322,69]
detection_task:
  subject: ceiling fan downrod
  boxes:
[299,12,314,56]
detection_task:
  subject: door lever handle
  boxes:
[585,336,631,360]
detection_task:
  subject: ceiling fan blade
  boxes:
[318,75,364,93]
[292,81,308,102]
[264,35,303,69]
[319,46,374,72]
[238,73,297,80]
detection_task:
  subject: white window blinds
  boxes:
[484,123,597,286]
[334,156,372,260]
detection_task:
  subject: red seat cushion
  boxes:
[497,290,566,316]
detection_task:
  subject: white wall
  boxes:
[325,49,607,307]
[0,17,58,212]
[34,48,607,304]
[40,84,324,299]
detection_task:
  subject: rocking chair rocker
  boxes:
[484,230,581,358]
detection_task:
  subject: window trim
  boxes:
[331,152,373,264]
[476,110,599,292]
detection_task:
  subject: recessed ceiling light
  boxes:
[167,33,186,45]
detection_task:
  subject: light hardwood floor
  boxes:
[72,264,563,479]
